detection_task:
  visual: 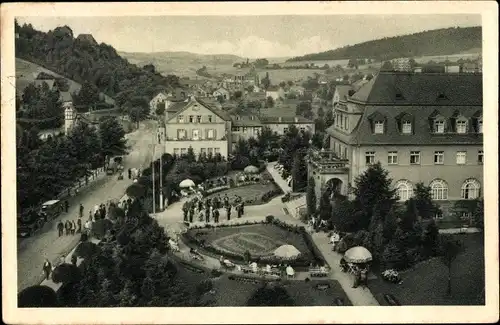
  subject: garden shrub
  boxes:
[195,279,213,295]
[18,285,58,307]
[73,241,101,260]
[51,263,82,284]
[210,269,222,278]
[265,215,275,223]
[92,219,113,239]
[57,282,79,307]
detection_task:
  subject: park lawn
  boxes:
[175,265,352,306]
[187,223,314,261]
[205,182,281,205]
[369,233,485,305]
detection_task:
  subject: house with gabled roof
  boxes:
[310,71,483,219]
[164,96,232,159]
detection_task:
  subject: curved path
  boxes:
[153,179,379,306]
[17,120,160,292]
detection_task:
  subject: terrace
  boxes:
[307,149,349,174]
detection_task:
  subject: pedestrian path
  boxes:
[266,162,292,193]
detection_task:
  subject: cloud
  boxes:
[167,35,334,58]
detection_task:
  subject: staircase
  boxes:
[284,194,306,220]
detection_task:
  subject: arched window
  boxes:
[430,179,448,200]
[461,178,481,199]
[395,180,414,201]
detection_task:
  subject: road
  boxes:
[17,120,160,292]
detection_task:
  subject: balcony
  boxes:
[307,149,349,174]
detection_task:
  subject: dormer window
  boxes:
[433,119,445,133]
[456,119,468,134]
[374,121,384,134]
[402,121,412,134]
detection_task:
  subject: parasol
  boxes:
[179,179,195,188]
[273,244,301,259]
[244,165,259,174]
[344,246,372,263]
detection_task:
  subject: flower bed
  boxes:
[182,218,326,269]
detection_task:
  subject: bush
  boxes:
[57,282,79,307]
[51,263,82,284]
[18,285,58,307]
[210,269,222,278]
[73,241,101,260]
[265,215,275,223]
[195,279,213,295]
[92,219,113,239]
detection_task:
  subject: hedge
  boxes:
[51,263,82,284]
[18,285,58,307]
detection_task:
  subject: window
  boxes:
[208,148,213,155]
[434,120,445,133]
[284,128,288,133]
[180,148,187,156]
[340,114,344,128]
[343,147,348,159]
[430,179,448,200]
[388,151,398,165]
[395,180,413,201]
[173,148,180,156]
[365,151,375,165]
[410,151,421,165]
[196,115,202,123]
[178,129,187,139]
[208,115,213,123]
[189,115,194,123]
[456,120,467,134]
[192,129,200,140]
[402,121,412,134]
[215,148,221,154]
[434,151,444,164]
[395,93,404,100]
[344,116,348,130]
[478,119,483,133]
[201,148,206,154]
[207,129,215,139]
[434,211,444,220]
[456,151,467,165]
[478,150,483,164]
[461,178,481,199]
[254,127,260,134]
[243,127,248,133]
[374,121,384,134]
[178,115,184,123]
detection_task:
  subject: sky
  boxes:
[17,15,481,58]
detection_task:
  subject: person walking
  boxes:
[79,204,84,218]
[64,200,69,213]
[189,206,194,223]
[71,220,77,235]
[241,201,245,215]
[42,259,52,280]
[84,219,92,236]
[205,208,210,223]
[182,203,189,222]
[57,221,64,237]
[76,218,82,233]
[71,254,77,265]
[65,221,71,236]
[214,209,220,223]
[237,203,242,218]
[128,168,132,179]
[226,205,231,221]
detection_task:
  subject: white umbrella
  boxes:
[344,246,372,263]
[244,165,259,174]
[179,179,195,188]
[273,245,301,259]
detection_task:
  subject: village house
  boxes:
[310,71,483,220]
[150,88,190,116]
[149,92,169,115]
[265,85,286,101]
[332,85,354,108]
[213,87,230,100]
[259,115,315,136]
[163,96,232,159]
[230,114,263,147]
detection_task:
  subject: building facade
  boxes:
[164,97,231,159]
[311,71,483,218]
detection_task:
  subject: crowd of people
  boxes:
[181,192,246,224]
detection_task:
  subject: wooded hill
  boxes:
[287,26,481,62]
[15,21,181,108]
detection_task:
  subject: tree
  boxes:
[473,199,484,229]
[317,106,325,118]
[247,284,294,306]
[261,72,271,90]
[306,177,317,216]
[75,81,101,108]
[155,102,165,116]
[353,162,397,230]
[439,236,463,296]
[291,151,307,190]
[99,117,127,157]
[266,96,274,108]
[279,81,286,88]
[325,109,334,128]
[380,61,394,71]
[401,198,418,231]
[18,285,58,307]
[232,90,243,100]
[186,146,196,163]
[413,182,438,219]
[381,241,406,270]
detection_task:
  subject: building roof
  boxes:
[349,71,482,106]
[245,92,266,101]
[266,85,281,92]
[196,97,232,121]
[59,91,73,103]
[231,114,263,127]
[326,104,482,146]
[214,87,229,93]
[260,115,314,124]
[334,85,353,101]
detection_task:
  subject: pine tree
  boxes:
[306,177,317,217]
